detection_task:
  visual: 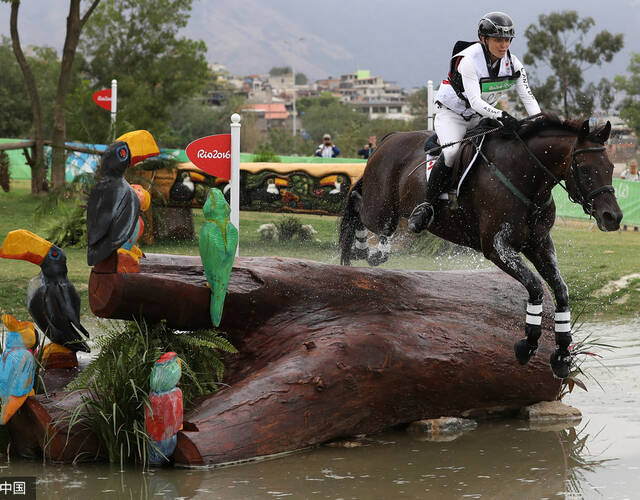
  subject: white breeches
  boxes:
[434,105,481,166]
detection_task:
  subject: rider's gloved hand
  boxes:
[498,111,519,134]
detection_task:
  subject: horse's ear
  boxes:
[594,121,612,143]
[578,120,590,140]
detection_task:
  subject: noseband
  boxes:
[568,145,613,216]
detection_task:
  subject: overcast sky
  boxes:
[1,0,639,88]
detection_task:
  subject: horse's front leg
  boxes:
[523,234,572,379]
[484,223,546,366]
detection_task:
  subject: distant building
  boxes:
[242,102,290,132]
[336,70,412,121]
[314,77,341,93]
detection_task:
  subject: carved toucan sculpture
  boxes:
[0,314,36,424]
[86,130,158,270]
[0,230,90,355]
[145,351,183,464]
[199,188,238,327]
[119,184,151,264]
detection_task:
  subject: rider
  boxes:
[408,11,542,233]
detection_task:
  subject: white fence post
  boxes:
[427,80,434,131]
[111,79,117,140]
[230,113,241,256]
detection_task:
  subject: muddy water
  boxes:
[3,320,639,499]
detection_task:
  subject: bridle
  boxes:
[512,129,613,217]
[567,144,613,216]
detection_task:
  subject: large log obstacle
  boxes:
[9,254,561,465]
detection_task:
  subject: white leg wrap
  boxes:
[555,310,571,333]
[377,240,391,254]
[355,240,368,250]
[526,303,543,314]
[526,302,542,326]
[355,229,368,239]
[525,314,542,326]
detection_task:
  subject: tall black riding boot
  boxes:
[408,154,451,233]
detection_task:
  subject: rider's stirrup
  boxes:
[408,203,434,233]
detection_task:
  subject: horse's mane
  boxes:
[518,110,586,139]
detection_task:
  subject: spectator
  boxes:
[358,143,373,159]
[315,134,340,158]
[620,159,640,181]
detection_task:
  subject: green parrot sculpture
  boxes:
[199,188,238,327]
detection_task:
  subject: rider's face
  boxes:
[484,36,512,61]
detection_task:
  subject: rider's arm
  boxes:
[512,56,541,116]
[458,56,503,119]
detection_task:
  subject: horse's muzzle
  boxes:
[593,194,623,231]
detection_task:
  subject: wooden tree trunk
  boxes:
[9,1,47,194]
[8,255,561,464]
[84,255,563,466]
[50,0,101,189]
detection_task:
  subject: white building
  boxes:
[337,70,412,121]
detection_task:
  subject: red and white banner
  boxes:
[92,88,112,111]
[185,134,232,179]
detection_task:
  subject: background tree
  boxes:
[269,66,292,76]
[615,53,640,137]
[3,0,100,192]
[294,73,307,85]
[5,0,47,192]
[296,94,417,157]
[408,86,428,119]
[75,0,209,145]
[50,0,101,189]
[0,36,33,137]
[523,10,623,117]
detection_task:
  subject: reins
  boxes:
[407,113,612,217]
[476,146,552,218]
[511,132,610,216]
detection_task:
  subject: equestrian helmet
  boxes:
[478,12,515,39]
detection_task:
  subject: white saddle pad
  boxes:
[426,136,485,200]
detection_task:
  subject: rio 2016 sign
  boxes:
[185,134,232,179]
[92,89,112,111]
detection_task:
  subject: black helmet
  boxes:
[478,12,515,39]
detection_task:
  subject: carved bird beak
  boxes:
[319,175,338,186]
[0,229,52,266]
[1,314,36,349]
[188,171,206,183]
[116,130,160,166]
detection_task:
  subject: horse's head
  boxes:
[566,120,622,231]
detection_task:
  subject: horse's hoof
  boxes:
[366,251,388,267]
[514,338,537,365]
[550,349,572,379]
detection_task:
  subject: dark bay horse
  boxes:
[339,112,622,378]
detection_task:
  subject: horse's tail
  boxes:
[339,177,365,266]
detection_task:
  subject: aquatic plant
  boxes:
[558,308,615,399]
[64,320,236,466]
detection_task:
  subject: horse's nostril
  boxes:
[602,211,622,229]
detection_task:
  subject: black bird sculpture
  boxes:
[0,230,90,353]
[87,141,140,266]
[86,130,159,267]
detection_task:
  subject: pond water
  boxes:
[3,320,640,499]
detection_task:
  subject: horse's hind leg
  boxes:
[523,235,572,379]
[484,223,546,366]
[366,219,398,267]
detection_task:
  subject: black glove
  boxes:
[498,111,519,134]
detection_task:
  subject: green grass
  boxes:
[1,181,638,321]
